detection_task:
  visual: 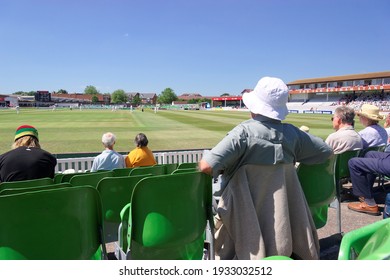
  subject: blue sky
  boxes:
[0,0,389,96]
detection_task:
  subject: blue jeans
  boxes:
[348,151,390,199]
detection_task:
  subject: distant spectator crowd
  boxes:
[332,91,390,112]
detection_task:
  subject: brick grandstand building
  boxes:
[210,71,390,108]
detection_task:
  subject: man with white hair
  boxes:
[199,76,333,260]
[90,132,125,172]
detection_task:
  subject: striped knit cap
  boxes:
[14,125,39,141]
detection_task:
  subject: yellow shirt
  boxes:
[125,146,157,168]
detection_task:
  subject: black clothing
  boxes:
[0,147,57,182]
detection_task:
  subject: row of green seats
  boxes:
[0,170,214,260]
[52,162,198,185]
[0,177,55,193]
[0,185,106,260]
[1,166,389,260]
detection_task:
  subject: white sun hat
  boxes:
[242,76,289,120]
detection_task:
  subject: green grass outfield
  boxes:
[0,107,367,155]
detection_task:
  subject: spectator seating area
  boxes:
[288,91,390,113]
[0,185,105,260]
[0,164,213,260]
[0,156,388,260]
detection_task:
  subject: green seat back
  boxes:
[54,173,64,184]
[333,150,362,234]
[262,255,293,260]
[60,172,79,183]
[177,162,197,169]
[338,218,390,260]
[171,168,198,174]
[162,163,179,174]
[0,186,105,260]
[358,145,386,157]
[96,174,151,243]
[69,171,114,188]
[358,223,390,260]
[122,172,211,259]
[0,182,73,196]
[297,155,337,229]
[129,165,165,176]
[335,149,361,181]
[0,177,54,192]
[112,168,134,177]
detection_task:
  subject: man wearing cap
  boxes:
[199,76,333,260]
[0,125,57,182]
[356,104,387,149]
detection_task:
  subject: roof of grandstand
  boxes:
[288,71,390,85]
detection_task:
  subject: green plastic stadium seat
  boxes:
[54,173,64,184]
[69,170,114,188]
[128,165,165,176]
[177,162,197,169]
[358,144,386,157]
[162,163,179,174]
[0,177,54,193]
[262,255,293,260]
[0,182,73,196]
[60,172,79,183]
[112,167,134,177]
[332,149,361,233]
[171,167,197,174]
[338,218,390,260]
[96,174,151,243]
[117,171,214,260]
[0,186,106,260]
[296,155,337,229]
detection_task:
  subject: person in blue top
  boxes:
[90,132,125,172]
[347,104,388,216]
[356,104,387,149]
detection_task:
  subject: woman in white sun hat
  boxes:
[199,76,333,260]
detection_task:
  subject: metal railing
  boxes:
[55,149,207,173]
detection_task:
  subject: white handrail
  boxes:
[55,150,207,173]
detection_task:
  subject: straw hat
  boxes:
[299,125,310,133]
[356,104,383,121]
[242,77,289,120]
